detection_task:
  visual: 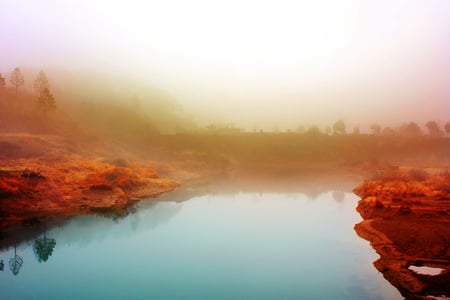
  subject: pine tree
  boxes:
[33,233,56,263]
[36,87,56,117]
[10,67,25,97]
[34,70,50,95]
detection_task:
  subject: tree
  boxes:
[333,120,346,135]
[370,123,381,135]
[36,87,56,116]
[33,233,56,263]
[34,70,50,95]
[352,127,360,135]
[10,67,25,96]
[401,122,421,136]
[425,121,443,137]
[305,125,321,136]
[445,122,450,136]
[382,127,395,135]
[0,73,5,88]
[9,246,23,276]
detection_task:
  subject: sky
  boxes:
[1,0,449,130]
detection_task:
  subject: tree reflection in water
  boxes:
[9,245,23,276]
[33,231,56,263]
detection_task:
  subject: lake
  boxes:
[0,190,401,299]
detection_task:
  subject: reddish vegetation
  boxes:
[0,134,179,228]
[354,169,450,299]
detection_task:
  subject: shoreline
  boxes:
[353,170,450,300]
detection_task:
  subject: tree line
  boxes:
[0,67,56,116]
[324,120,450,137]
[291,120,450,137]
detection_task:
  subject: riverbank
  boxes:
[354,168,450,300]
[0,134,180,229]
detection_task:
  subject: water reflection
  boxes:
[8,245,23,276]
[0,190,402,299]
[332,191,345,203]
[33,231,56,263]
[0,174,360,250]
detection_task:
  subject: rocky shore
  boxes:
[354,169,450,300]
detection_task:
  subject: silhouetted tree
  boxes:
[34,70,50,95]
[0,73,5,89]
[370,123,381,135]
[333,120,346,135]
[9,246,23,276]
[425,121,442,137]
[33,233,56,263]
[10,67,25,97]
[36,87,56,117]
[401,122,421,136]
[445,122,450,136]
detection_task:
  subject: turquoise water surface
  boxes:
[0,191,401,299]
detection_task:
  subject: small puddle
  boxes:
[408,265,446,276]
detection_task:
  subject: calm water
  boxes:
[0,191,401,299]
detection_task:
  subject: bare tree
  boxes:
[425,121,443,137]
[10,67,25,97]
[333,120,346,135]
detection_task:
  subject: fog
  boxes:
[1,0,449,130]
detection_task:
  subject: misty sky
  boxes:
[1,0,449,130]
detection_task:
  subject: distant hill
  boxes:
[0,68,197,146]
